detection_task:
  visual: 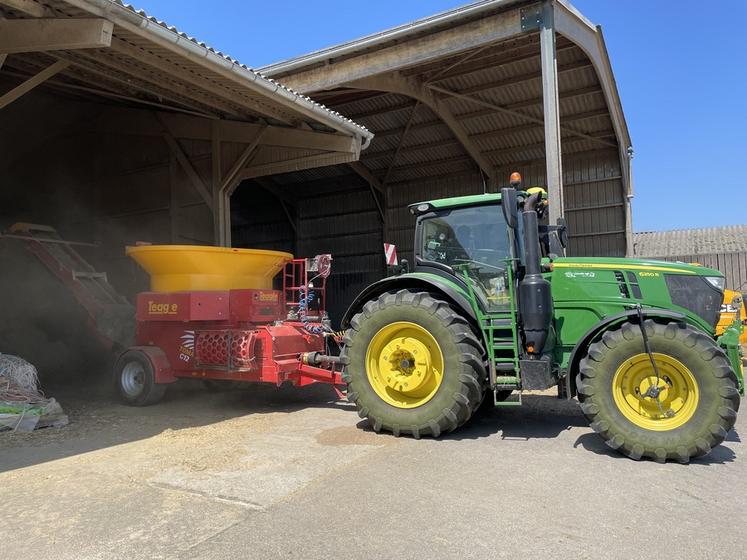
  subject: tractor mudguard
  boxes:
[340,274,478,329]
[564,308,688,398]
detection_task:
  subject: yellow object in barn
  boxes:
[126,245,293,292]
[716,288,747,345]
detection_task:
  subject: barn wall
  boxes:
[295,180,383,324]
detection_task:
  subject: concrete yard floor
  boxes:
[1,381,744,560]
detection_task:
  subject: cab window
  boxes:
[420,205,512,310]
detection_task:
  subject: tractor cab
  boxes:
[412,194,512,312]
[408,173,565,317]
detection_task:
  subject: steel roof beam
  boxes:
[430,83,616,148]
[381,133,613,177]
[238,151,359,182]
[437,59,591,98]
[348,73,496,185]
[55,51,225,118]
[278,8,526,94]
[0,0,50,17]
[349,161,385,196]
[418,41,579,84]
[108,37,294,126]
[0,18,113,54]
[349,162,385,221]
[0,59,69,109]
[70,49,248,119]
[540,0,564,223]
[361,85,603,139]
[84,107,359,153]
[156,113,214,211]
[362,108,610,161]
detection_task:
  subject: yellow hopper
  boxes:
[126,245,293,292]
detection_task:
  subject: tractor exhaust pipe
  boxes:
[518,190,553,355]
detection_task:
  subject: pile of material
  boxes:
[0,354,68,432]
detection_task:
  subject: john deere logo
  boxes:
[148,301,178,315]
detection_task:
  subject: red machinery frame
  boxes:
[129,255,344,395]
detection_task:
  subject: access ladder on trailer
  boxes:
[2,223,134,349]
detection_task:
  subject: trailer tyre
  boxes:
[342,289,485,437]
[115,349,167,406]
[576,320,740,462]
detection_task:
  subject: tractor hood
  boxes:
[550,256,725,333]
[551,256,722,278]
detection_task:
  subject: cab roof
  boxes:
[409,193,503,215]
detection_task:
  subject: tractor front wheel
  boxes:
[342,290,486,437]
[577,320,740,462]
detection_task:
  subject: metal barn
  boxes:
[245,0,633,321]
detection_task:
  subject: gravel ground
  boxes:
[0,381,744,560]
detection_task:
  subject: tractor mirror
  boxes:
[501,188,518,228]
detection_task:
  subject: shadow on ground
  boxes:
[0,376,346,473]
[453,393,587,440]
[572,429,738,466]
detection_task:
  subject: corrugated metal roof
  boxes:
[1,0,372,142]
[634,226,747,257]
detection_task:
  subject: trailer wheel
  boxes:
[115,349,166,406]
[342,289,485,437]
[576,320,740,462]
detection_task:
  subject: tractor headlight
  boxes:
[705,276,725,291]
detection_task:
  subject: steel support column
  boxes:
[540,1,563,224]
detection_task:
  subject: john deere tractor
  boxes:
[341,173,743,462]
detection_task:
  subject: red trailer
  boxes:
[114,245,344,405]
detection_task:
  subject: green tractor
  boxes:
[341,173,744,462]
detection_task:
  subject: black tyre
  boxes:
[576,320,740,462]
[115,349,167,406]
[341,289,486,437]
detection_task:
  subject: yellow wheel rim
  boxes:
[365,321,444,409]
[612,353,699,431]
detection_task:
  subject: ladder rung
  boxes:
[494,375,520,384]
[73,271,107,280]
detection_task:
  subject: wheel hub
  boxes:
[613,353,699,431]
[121,361,146,398]
[380,339,432,393]
[365,322,444,409]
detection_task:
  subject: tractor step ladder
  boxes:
[2,223,134,348]
[462,263,523,407]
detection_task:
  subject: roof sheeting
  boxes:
[0,0,372,143]
[634,226,747,257]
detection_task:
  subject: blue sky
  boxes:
[133,1,747,232]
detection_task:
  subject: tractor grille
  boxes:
[195,330,257,369]
[665,275,722,328]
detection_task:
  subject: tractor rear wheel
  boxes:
[342,290,485,437]
[115,349,167,406]
[576,320,740,462]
